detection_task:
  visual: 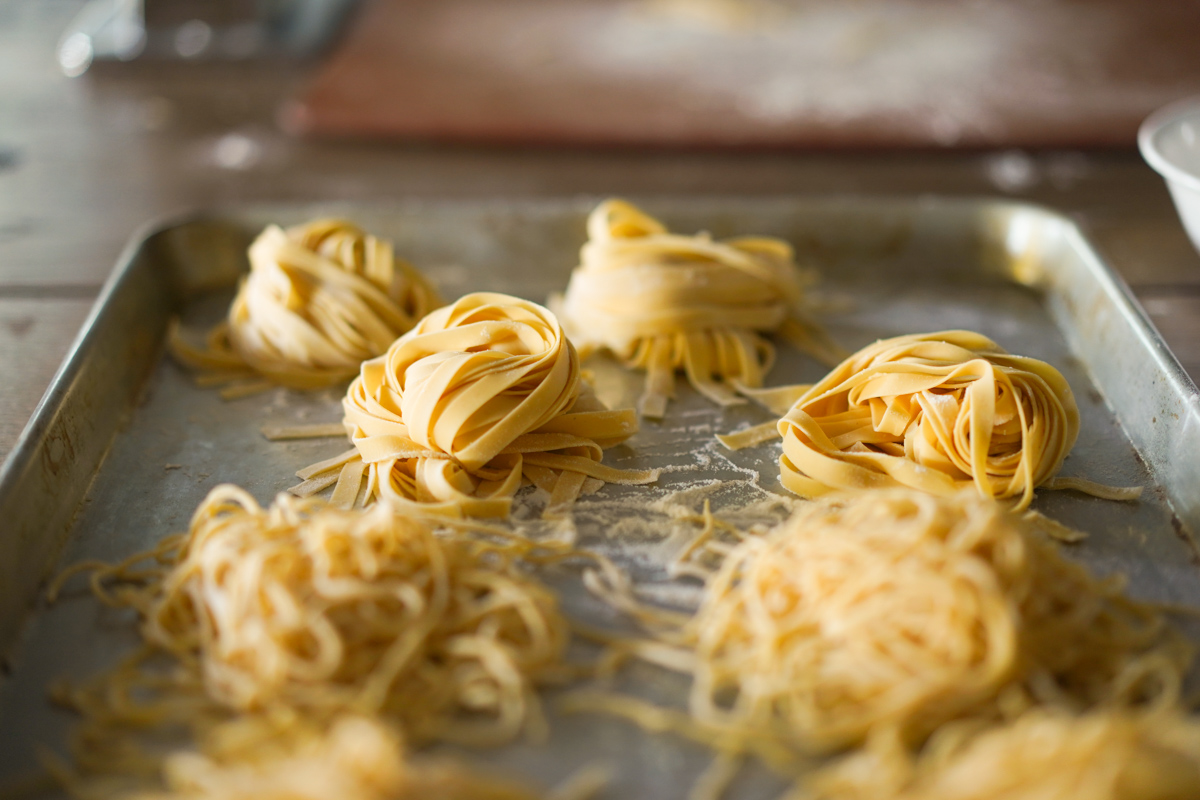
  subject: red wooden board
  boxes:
[289,0,1200,149]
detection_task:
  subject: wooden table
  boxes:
[3,1,1200,465]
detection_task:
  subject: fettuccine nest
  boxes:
[294,292,658,517]
[774,330,1080,510]
[556,199,841,418]
[170,219,440,397]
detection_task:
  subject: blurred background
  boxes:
[4,0,1200,459]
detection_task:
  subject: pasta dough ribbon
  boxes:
[298,293,658,517]
[775,330,1080,510]
[170,219,440,396]
[556,199,842,418]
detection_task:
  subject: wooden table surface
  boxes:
[3,0,1200,466]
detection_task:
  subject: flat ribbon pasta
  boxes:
[170,219,440,396]
[296,292,659,517]
[775,330,1080,511]
[555,199,842,418]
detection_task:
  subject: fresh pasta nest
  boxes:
[774,330,1080,510]
[170,218,440,396]
[556,199,840,418]
[577,491,1185,764]
[55,486,572,758]
[295,292,658,517]
[137,716,538,800]
[804,707,1200,800]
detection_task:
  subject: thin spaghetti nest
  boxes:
[50,485,573,780]
[127,716,539,800]
[803,706,1200,800]
[170,218,440,398]
[573,490,1188,768]
[293,292,659,518]
[555,199,842,418]
[763,330,1086,511]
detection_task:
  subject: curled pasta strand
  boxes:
[170,219,440,396]
[296,293,659,518]
[555,199,843,418]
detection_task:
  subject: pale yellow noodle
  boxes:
[575,490,1188,766]
[802,707,1200,800]
[766,330,1084,511]
[51,485,574,781]
[555,199,842,418]
[130,716,539,800]
[170,219,440,395]
[295,292,659,518]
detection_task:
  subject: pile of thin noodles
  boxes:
[292,292,659,518]
[555,199,841,418]
[724,330,1096,511]
[130,716,538,800]
[802,707,1200,800]
[51,485,573,779]
[573,490,1188,767]
[170,219,440,397]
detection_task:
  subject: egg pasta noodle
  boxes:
[48,486,580,785]
[46,715,542,800]
[555,199,843,418]
[802,706,1200,800]
[720,330,1139,511]
[568,491,1188,779]
[292,293,660,518]
[169,219,440,398]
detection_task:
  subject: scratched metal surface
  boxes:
[0,197,1198,798]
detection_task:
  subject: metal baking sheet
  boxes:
[1,197,1199,798]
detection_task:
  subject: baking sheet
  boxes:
[1,197,1198,797]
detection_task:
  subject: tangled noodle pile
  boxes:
[572,490,1187,771]
[133,716,538,800]
[803,707,1200,800]
[52,485,574,781]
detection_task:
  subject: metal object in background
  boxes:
[0,198,1198,796]
[57,0,359,76]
